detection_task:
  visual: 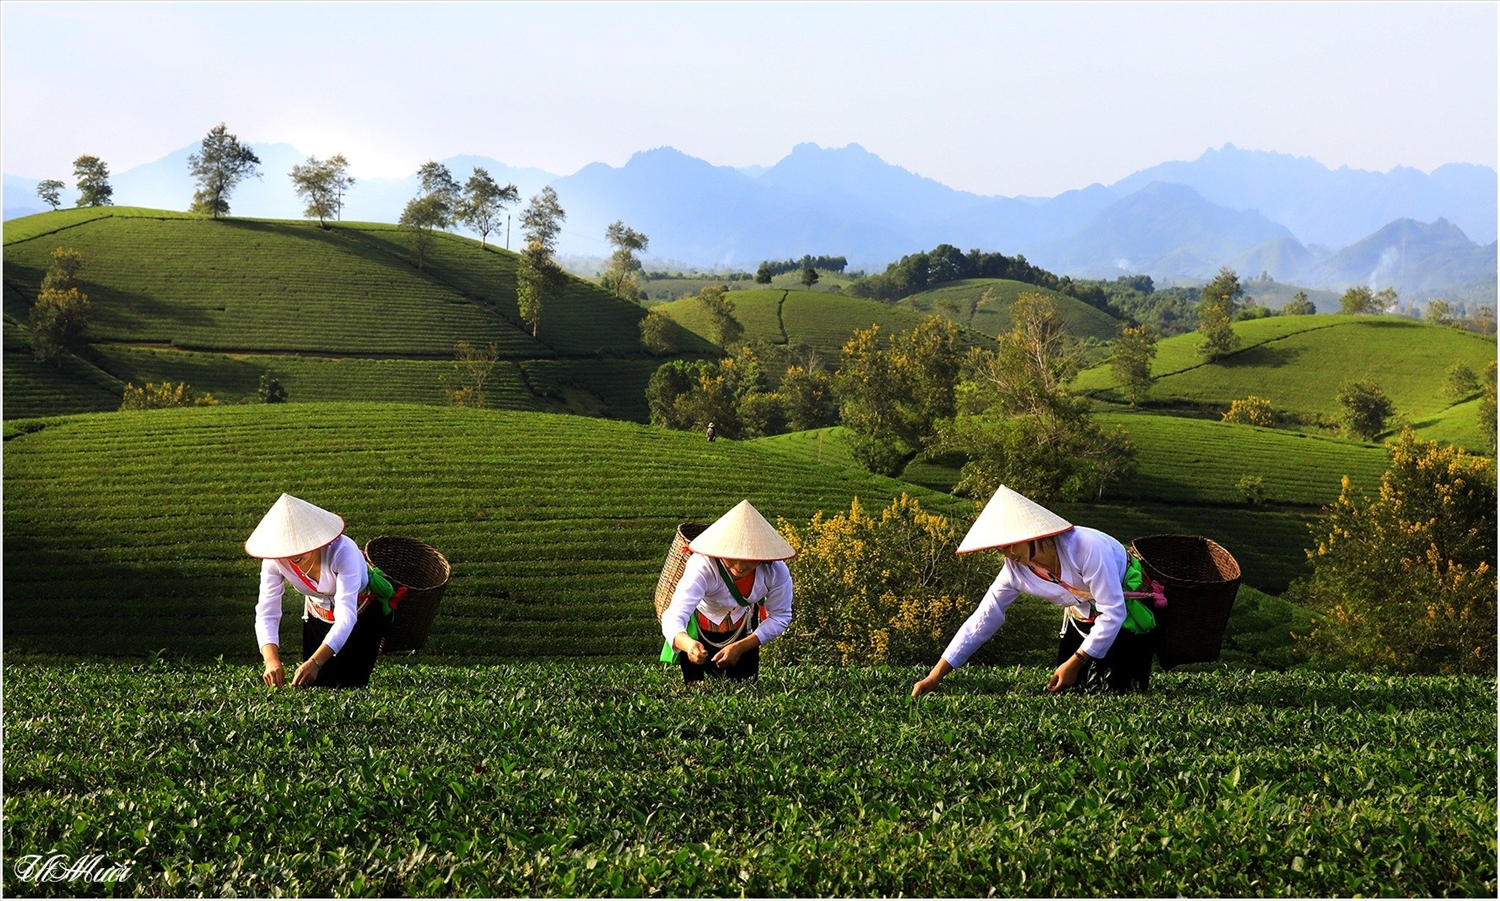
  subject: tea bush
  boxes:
[3,662,1493,898]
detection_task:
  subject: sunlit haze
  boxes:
[2,1,1495,197]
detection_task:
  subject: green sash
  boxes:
[1121,554,1155,634]
[362,565,401,617]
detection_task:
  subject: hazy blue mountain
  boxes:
[1029,182,1300,280]
[552,146,920,267]
[4,140,1492,300]
[756,142,990,227]
[3,173,48,219]
[1224,236,1325,285]
[937,183,1119,254]
[1110,143,1497,248]
[1296,218,1497,304]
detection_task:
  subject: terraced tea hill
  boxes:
[1093,411,1392,506]
[900,277,1123,341]
[3,662,1492,897]
[1075,316,1496,451]
[657,288,993,359]
[5,216,541,355]
[3,403,975,662]
[3,208,705,420]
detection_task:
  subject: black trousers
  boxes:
[679,628,761,683]
[1057,614,1156,693]
[302,604,391,688]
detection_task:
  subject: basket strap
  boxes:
[712,558,758,608]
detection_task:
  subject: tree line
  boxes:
[755,255,849,280]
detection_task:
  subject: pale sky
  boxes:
[2,1,1495,198]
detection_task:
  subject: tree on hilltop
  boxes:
[72,155,113,207]
[696,284,742,348]
[934,293,1134,500]
[837,316,963,476]
[1478,361,1497,455]
[1337,378,1394,441]
[1338,285,1397,315]
[289,154,355,226]
[400,161,463,270]
[1111,322,1158,406]
[516,186,567,338]
[36,179,65,210]
[188,123,262,218]
[416,162,461,223]
[602,221,649,300]
[1196,267,1243,362]
[458,168,520,248]
[801,267,820,290]
[1283,290,1316,316]
[30,247,91,367]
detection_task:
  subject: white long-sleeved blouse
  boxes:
[254,534,369,654]
[660,553,793,647]
[941,525,1129,669]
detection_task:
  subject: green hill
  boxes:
[898,278,1123,341]
[3,208,712,420]
[656,288,995,360]
[2,403,975,662]
[1074,315,1496,452]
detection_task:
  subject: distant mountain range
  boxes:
[5,141,1494,303]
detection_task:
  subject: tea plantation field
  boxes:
[1076,316,1495,453]
[2,662,1492,897]
[3,401,1380,665]
[899,277,1122,341]
[654,289,996,364]
[2,208,708,420]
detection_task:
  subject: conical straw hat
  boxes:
[688,499,796,561]
[956,485,1073,555]
[244,493,346,558]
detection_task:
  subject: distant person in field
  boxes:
[705,422,717,442]
[246,493,397,689]
[660,500,794,682]
[912,485,1161,698]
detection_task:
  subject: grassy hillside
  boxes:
[899,277,1123,341]
[656,288,995,361]
[6,402,1357,670]
[5,663,1492,897]
[755,421,1380,594]
[1075,315,1496,451]
[3,403,979,663]
[3,208,710,420]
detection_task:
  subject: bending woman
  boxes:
[247,493,392,689]
[660,500,794,682]
[912,485,1157,697]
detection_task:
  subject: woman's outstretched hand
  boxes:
[912,659,953,699]
[1047,654,1087,693]
[911,676,941,699]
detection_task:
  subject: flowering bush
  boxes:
[1222,395,1276,427]
[119,381,219,410]
[1293,428,1496,674]
[769,494,993,665]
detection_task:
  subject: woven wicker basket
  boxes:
[653,522,708,621]
[366,536,451,654]
[1130,534,1241,670]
